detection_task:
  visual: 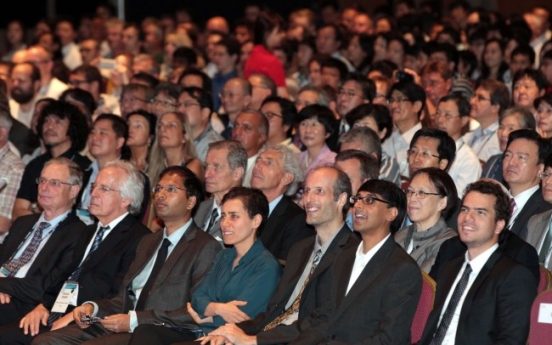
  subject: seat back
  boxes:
[411,270,436,344]
[528,287,552,344]
[538,265,552,294]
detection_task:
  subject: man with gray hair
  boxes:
[0,106,25,240]
[248,74,277,110]
[251,145,314,261]
[195,140,247,243]
[339,127,401,186]
[0,161,150,344]
[0,157,87,326]
[232,109,268,187]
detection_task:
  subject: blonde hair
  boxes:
[147,111,198,186]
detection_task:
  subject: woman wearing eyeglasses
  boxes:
[394,167,458,273]
[147,111,203,186]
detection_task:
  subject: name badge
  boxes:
[51,281,79,313]
[0,265,11,278]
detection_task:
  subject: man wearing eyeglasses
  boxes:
[336,73,374,135]
[219,78,252,139]
[288,179,421,345]
[33,165,221,345]
[0,157,87,328]
[0,161,150,344]
[260,97,300,153]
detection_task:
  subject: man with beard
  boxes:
[8,63,41,128]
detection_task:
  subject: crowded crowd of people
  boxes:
[0,0,551,344]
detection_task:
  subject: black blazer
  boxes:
[419,249,537,345]
[510,187,552,239]
[259,196,315,261]
[0,211,87,306]
[429,230,540,283]
[239,225,359,345]
[290,236,422,345]
[44,213,151,308]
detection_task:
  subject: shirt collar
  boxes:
[228,239,266,266]
[99,212,129,230]
[401,122,422,143]
[512,184,539,209]
[268,195,284,216]
[163,218,193,245]
[463,242,499,275]
[314,223,344,255]
[39,209,71,228]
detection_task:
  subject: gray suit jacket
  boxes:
[95,221,222,327]
[194,198,222,243]
[527,209,552,270]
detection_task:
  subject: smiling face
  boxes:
[406,173,446,230]
[299,117,329,150]
[220,198,260,249]
[302,168,345,228]
[458,191,504,251]
[352,190,395,233]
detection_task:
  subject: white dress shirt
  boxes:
[448,138,482,195]
[346,234,390,294]
[382,122,422,178]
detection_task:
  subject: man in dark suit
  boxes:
[526,155,552,270]
[250,145,314,261]
[0,157,87,326]
[200,166,359,345]
[0,161,151,344]
[419,180,537,345]
[33,166,222,345]
[503,129,552,239]
[288,179,421,345]
[195,140,247,243]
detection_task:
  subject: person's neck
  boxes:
[164,215,191,236]
[467,240,497,261]
[360,228,389,254]
[263,190,284,203]
[214,189,232,205]
[43,207,70,221]
[476,114,497,130]
[96,212,125,227]
[315,219,343,246]
[191,122,208,140]
[50,141,72,157]
[267,133,287,146]
[307,144,325,161]
[164,147,185,166]
[234,237,255,260]
[130,145,149,168]
[451,132,461,141]
[19,100,34,113]
[396,118,419,134]
[219,66,235,76]
[510,182,538,197]
[246,147,260,158]
[96,153,119,169]
[415,216,440,232]
[489,65,500,78]
[40,75,52,88]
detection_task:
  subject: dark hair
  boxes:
[72,65,104,92]
[298,104,337,138]
[261,96,297,135]
[480,38,509,81]
[478,79,510,115]
[131,72,159,89]
[339,126,382,164]
[253,10,285,46]
[368,60,398,79]
[343,72,376,102]
[321,57,348,85]
[59,88,97,118]
[389,81,426,116]
[336,149,379,181]
[410,167,458,219]
[173,47,198,68]
[352,33,374,71]
[317,24,344,49]
[410,128,457,171]
[126,110,157,138]
[158,165,204,217]
[221,186,269,232]
[250,73,277,96]
[463,180,510,224]
[511,45,536,66]
[357,179,406,234]
[181,86,213,111]
[37,100,90,152]
[345,103,393,142]
[95,113,129,140]
[215,35,241,58]
[458,50,478,77]
[535,93,552,114]
[154,82,181,101]
[439,94,471,117]
[429,42,459,67]
[121,83,155,104]
[177,68,213,94]
[506,129,551,165]
[13,62,41,83]
[512,68,549,92]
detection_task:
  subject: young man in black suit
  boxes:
[419,180,537,345]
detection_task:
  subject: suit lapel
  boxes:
[433,256,465,315]
[260,197,287,241]
[277,238,314,302]
[126,231,163,287]
[2,215,39,261]
[533,210,552,249]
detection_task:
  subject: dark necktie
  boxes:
[5,222,50,277]
[539,222,552,264]
[509,198,516,218]
[429,263,472,345]
[263,249,323,331]
[47,225,111,326]
[206,208,219,232]
[135,238,171,310]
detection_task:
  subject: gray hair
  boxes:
[208,140,248,180]
[500,106,536,131]
[339,127,382,164]
[105,160,144,215]
[298,85,331,107]
[260,144,304,196]
[44,157,84,188]
[238,108,269,136]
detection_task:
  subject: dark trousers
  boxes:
[128,324,199,345]
[0,299,34,326]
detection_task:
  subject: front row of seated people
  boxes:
[0,155,540,345]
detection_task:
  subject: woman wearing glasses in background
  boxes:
[394,167,458,273]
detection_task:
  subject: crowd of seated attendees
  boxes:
[0,0,551,344]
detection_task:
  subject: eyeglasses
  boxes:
[434,111,460,120]
[153,185,186,193]
[36,177,74,187]
[350,194,391,206]
[178,101,201,108]
[121,96,149,104]
[262,111,282,120]
[471,93,491,102]
[539,172,552,180]
[404,189,441,199]
[407,149,440,160]
[150,98,177,108]
[91,183,120,193]
[386,97,411,105]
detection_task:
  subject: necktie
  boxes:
[5,222,50,277]
[47,225,111,326]
[263,249,323,331]
[135,238,171,310]
[539,222,552,264]
[205,208,219,232]
[429,263,473,345]
[509,198,516,218]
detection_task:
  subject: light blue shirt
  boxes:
[268,195,284,216]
